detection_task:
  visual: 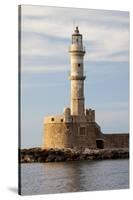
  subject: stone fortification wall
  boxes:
[43,122,74,149]
[42,120,102,149]
[42,109,129,150]
[103,133,129,148]
[43,122,129,150]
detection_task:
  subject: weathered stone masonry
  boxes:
[42,27,129,150]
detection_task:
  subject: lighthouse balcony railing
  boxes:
[68,70,87,77]
[68,71,86,80]
[68,45,85,53]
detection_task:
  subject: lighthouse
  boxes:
[43,26,99,150]
[69,26,86,116]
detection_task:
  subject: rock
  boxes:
[55,155,66,162]
[83,148,92,154]
[20,147,129,163]
[45,154,55,162]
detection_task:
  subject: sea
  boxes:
[20,159,129,195]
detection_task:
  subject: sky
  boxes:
[20,5,129,148]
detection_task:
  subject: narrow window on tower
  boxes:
[78,64,80,67]
[51,117,54,121]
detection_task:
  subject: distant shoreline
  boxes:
[19,147,129,163]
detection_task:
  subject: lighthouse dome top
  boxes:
[75,26,79,34]
[72,26,82,36]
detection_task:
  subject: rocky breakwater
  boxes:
[20,147,129,163]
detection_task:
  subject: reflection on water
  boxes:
[21,159,129,195]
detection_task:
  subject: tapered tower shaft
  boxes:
[69,26,86,116]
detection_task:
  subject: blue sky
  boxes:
[21,5,129,148]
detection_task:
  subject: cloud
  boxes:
[21,31,69,57]
[22,82,67,89]
[20,5,129,74]
[21,5,129,29]
[21,65,69,73]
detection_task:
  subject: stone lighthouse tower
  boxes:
[69,26,86,116]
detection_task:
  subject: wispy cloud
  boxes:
[21,65,69,73]
[22,82,67,89]
[21,5,129,74]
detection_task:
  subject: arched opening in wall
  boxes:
[96,139,104,149]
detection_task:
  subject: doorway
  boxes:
[96,139,104,149]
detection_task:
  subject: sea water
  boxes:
[20,159,129,195]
